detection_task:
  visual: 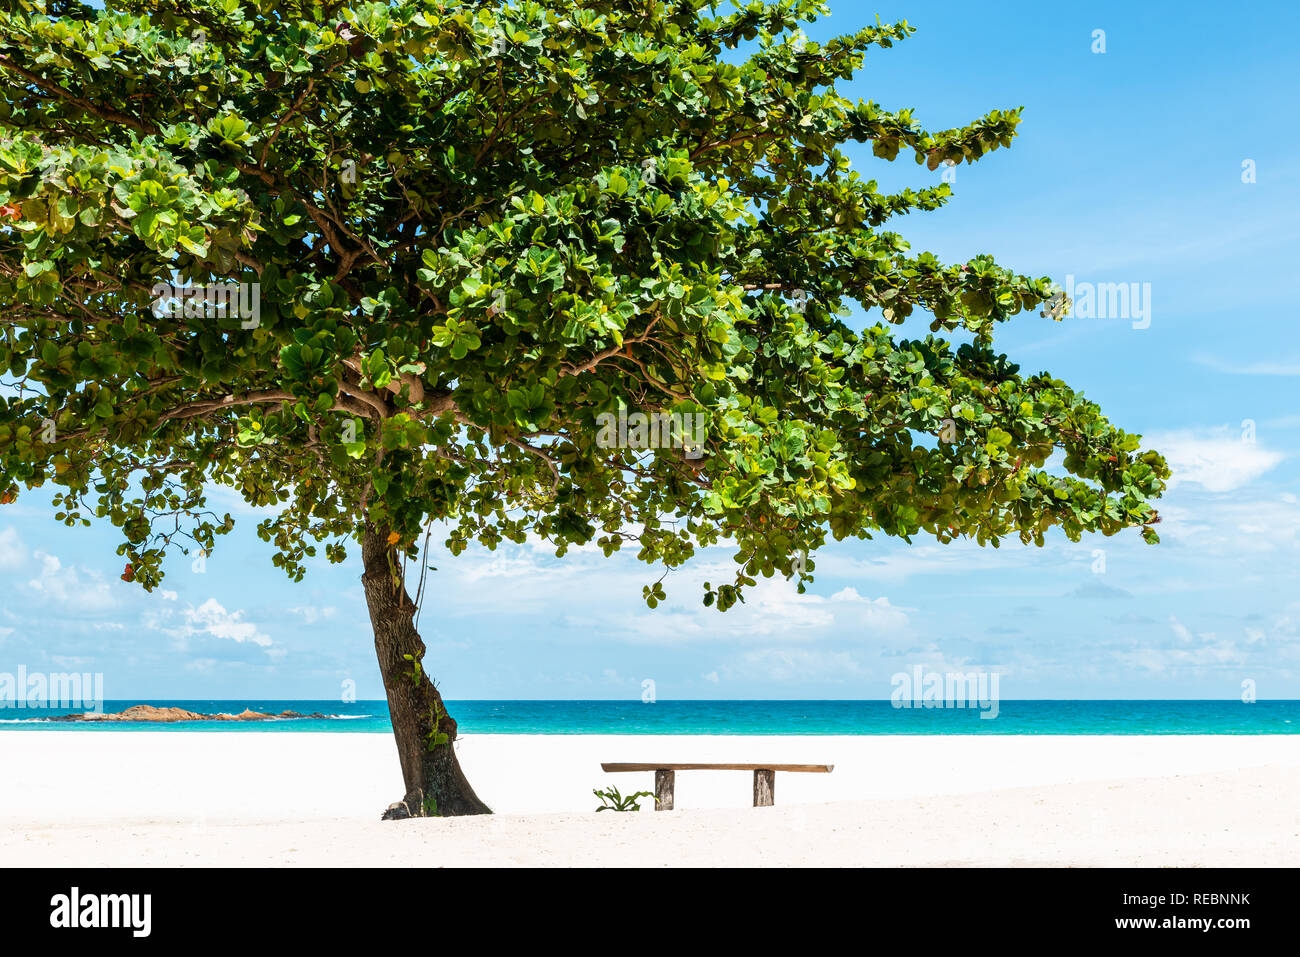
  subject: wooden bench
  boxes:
[600,763,833,809]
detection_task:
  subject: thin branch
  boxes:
[155,389,297,423]
[502,434,561,493]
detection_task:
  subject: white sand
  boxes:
[2,731,1299,866]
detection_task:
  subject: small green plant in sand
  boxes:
[594,786,656,812]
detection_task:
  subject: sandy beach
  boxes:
[3,732,1299,866]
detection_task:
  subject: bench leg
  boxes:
[655,769,674,811]
[753,769,775,807]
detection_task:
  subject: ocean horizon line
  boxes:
[3,697,1292,703]
[1,698,1297,735]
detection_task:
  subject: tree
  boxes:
[0,0,1168,816]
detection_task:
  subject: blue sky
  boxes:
[3,1,1299,701]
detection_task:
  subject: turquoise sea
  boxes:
[1,699,1298,734]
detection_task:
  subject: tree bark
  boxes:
[360,522,491,817]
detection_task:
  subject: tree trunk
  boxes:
[360,522,491,817]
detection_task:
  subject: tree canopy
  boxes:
[0,0,1168,612]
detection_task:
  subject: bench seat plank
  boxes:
[601,763,832,773]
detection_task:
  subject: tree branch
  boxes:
[155,389,296,424]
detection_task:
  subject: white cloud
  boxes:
[1150,427,1283,492]
[715,648,867,683]
[458,550,563,583]
[288,605,337,626]
[50,655,94,668]
[23,552,116,615]
[0,527,26,571]
[1117,634,1248,674]
[180,598,272,647]
[1111,613,1298,676]
[615,575,910,644]
[1159,496,1300,553]
[814,537,1059,584]
[1193,353,1300,376]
